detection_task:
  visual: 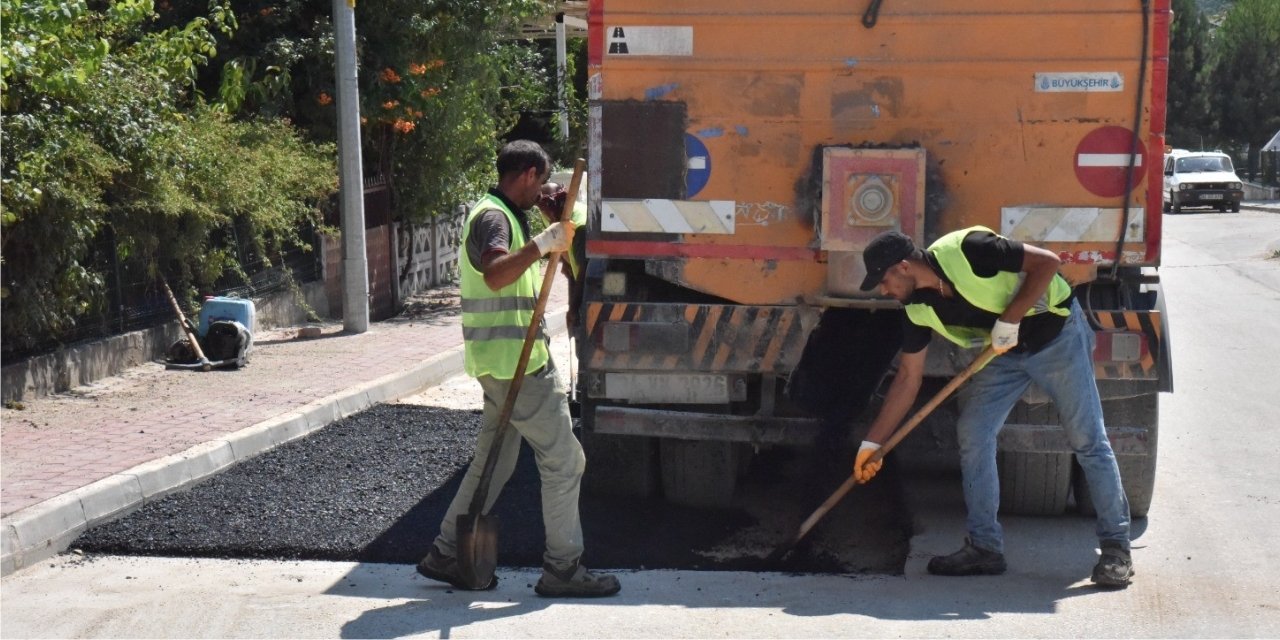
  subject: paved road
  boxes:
[3,210,1279,638]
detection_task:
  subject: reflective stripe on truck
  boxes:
[583,302,808,373]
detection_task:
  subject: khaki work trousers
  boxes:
[433,356,586,570]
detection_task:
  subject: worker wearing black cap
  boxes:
[856,227,1133,588]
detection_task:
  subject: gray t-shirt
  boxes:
[465,209,512,272]
[465,189,530,272]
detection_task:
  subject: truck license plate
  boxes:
[604,373,730,403]
[1201,193,1223,200]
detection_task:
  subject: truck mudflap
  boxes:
[929,308,1166,387]
[1088,309,1164,382]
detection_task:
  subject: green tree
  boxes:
[2,0,567,356]
[351,0,558,222]
[1166,0,1215,149]
[1210,0,1280,179]
[1,0,335,355]
[196,0,558,223]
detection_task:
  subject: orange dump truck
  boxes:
[578,0,1171,515]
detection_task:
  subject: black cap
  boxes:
[859,231,916,291]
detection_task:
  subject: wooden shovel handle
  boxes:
[163,281,212,370]
[790,346,997,544]
[467,158,586,515]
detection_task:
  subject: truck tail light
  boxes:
[1093,331,1145,363]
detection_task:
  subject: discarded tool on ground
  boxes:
[456,158,586,589]
[768,345,998,564]
[162,281,247,371]
[162,281,214,372]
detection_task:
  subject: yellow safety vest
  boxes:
[905,226,1072,349]
[566,200,587,280]
[459,193,548,379]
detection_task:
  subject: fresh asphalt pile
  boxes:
[73,402,912,573]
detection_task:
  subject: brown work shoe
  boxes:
[415,545,498,591]
[1091,541,1134,588]
[926,538,1008,576]
[534,562,621,598]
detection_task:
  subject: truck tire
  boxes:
[1170,191,1181,213]
[997,450,1073,516]
[1074,393,1158,518]
[579,426,661,498]
[1231,202,1241,213]
[659,438,740,508]
[996,399,1073,515]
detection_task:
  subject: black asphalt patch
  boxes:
[73,404,911,573]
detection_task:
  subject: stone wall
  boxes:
[1,280,328,403]
[1243,181,1280,201]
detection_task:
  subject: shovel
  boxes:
[455,159,586,589]
[767,345,997,564]
[161,280,232,371]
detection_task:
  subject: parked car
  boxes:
[1163,149,1244,213]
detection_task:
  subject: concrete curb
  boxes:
[0,308,567,576]
[1240,201,1280,214]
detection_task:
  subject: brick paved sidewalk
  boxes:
[0,280,568,521]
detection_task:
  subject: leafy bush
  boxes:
[2,0,568,356]
[198,0,558,223]
[1,0,334,355]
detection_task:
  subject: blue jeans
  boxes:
[955,301,1130,553]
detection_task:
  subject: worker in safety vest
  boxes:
[855,227,1133,588]
[417,140,620,598]
[535,181,588,335]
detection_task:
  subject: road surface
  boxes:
[3,210,1278,638]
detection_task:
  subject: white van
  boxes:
[1162,149,1244,213]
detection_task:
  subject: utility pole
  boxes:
[333,0,369,333]
[555,12,569,140]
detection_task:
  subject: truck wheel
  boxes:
[997,450,1073,516]
[1162,198,1171,213]
[579,428,661,498]
[659,438,740,508]
[1231,202,1241,213]
[1074,393,1158,518]
[1170,191,1182,213]
[997,399,1072,515]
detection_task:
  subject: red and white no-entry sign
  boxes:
[1074,125,1146,198]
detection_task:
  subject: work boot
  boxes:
[1091,541,1134,588]
[534,561,621,598]
[415,545,498,591]
[926,538,1008,576]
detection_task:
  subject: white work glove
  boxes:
[532,221,575,256]
[853,440,883,484]
[991,319,1020,354]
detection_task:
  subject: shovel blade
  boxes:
[456,512,499,589]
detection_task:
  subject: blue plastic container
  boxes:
[199,297,256,338]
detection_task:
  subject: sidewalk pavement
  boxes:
[0,279,569,575]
